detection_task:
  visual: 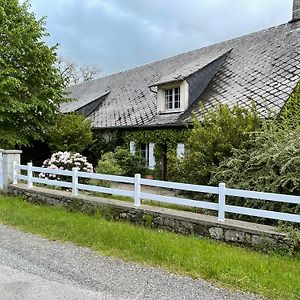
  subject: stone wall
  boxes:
[7,184,291,251]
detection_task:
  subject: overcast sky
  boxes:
[28,0,292,75]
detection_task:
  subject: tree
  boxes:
[0,0,65,148]
[56,57,101,86]
[47,113,93,153]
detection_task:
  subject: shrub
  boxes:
[114,147,145,176]
[96,152,124,176]
[39,151,93,182]
[173,103,262,185]
[211,123,300,225]
[96,147,145,177]
[47,113,93,153]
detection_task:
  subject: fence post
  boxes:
[134,173,141,207]
[72,167,79,196]
[27,162,33,189]
[13,161,18,184]
[218,182,226,222]
[1,150,22,191]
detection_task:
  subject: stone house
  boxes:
[61,1,300,178]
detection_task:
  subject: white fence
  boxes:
[13,162,300,224]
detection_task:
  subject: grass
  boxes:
[0,194,300,299]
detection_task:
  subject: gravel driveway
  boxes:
[0,224,261,300]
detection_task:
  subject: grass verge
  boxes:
[0,194,299,299]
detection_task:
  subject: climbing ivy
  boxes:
[123,128,191,179]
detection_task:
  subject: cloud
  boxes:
[29,0,292,75]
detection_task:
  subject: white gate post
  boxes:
[2,150,22,191]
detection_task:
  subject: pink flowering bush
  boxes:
[39,151,93,182]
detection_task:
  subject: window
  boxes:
[164,87,180,111]
[140,143,149,167]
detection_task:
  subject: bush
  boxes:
[96,147,145,177]
[47,113,93,153]
[39,151,93,182]
[211,123,300,225]
[114,147,145,176]
[173,103,262,185]
[96,152,125,176]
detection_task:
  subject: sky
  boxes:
[28,0,292,76]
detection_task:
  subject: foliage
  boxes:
[114,147,146,176]
[83,130,123,167]
[124,128,190,179]
[96,147,145,176]
[47,113,93,153]
[0,0,65,148]
[280,81,300,127]
[173,104,262,185]
[278,223,300,254]
[1,195,300,300]
[124,128,189,145]
[39,151,93,182]
[210,123,300,224]
[96,152,124,176]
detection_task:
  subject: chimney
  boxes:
[292,0,300,23]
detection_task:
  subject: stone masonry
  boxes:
[7,184,291,251]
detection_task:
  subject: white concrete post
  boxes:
[129,141,136,155]
[176,143,185,159]
[72,167,79,196]
[2,150,22,191]
[218,183,226,222]
[148,143,155,170]
[27,162,33,189]
[134,173,141,206]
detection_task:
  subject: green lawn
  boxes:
[0,194,299,300]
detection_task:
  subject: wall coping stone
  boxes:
[0,149,23,154]
[0,150,23,154]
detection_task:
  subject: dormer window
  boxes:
[165,87,180,110]
[155,80,189,114]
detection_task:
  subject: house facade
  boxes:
[61,1,300,178]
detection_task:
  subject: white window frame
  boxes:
[164,86,181,112]
[157,80,188,115]
[140,143,149,167]
[138,143,155,169]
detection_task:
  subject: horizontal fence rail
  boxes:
[12,162,300,224]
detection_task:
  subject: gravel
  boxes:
[0,224,261,300]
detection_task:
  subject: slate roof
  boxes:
[148,50,231,87]
[63,22,300,129]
